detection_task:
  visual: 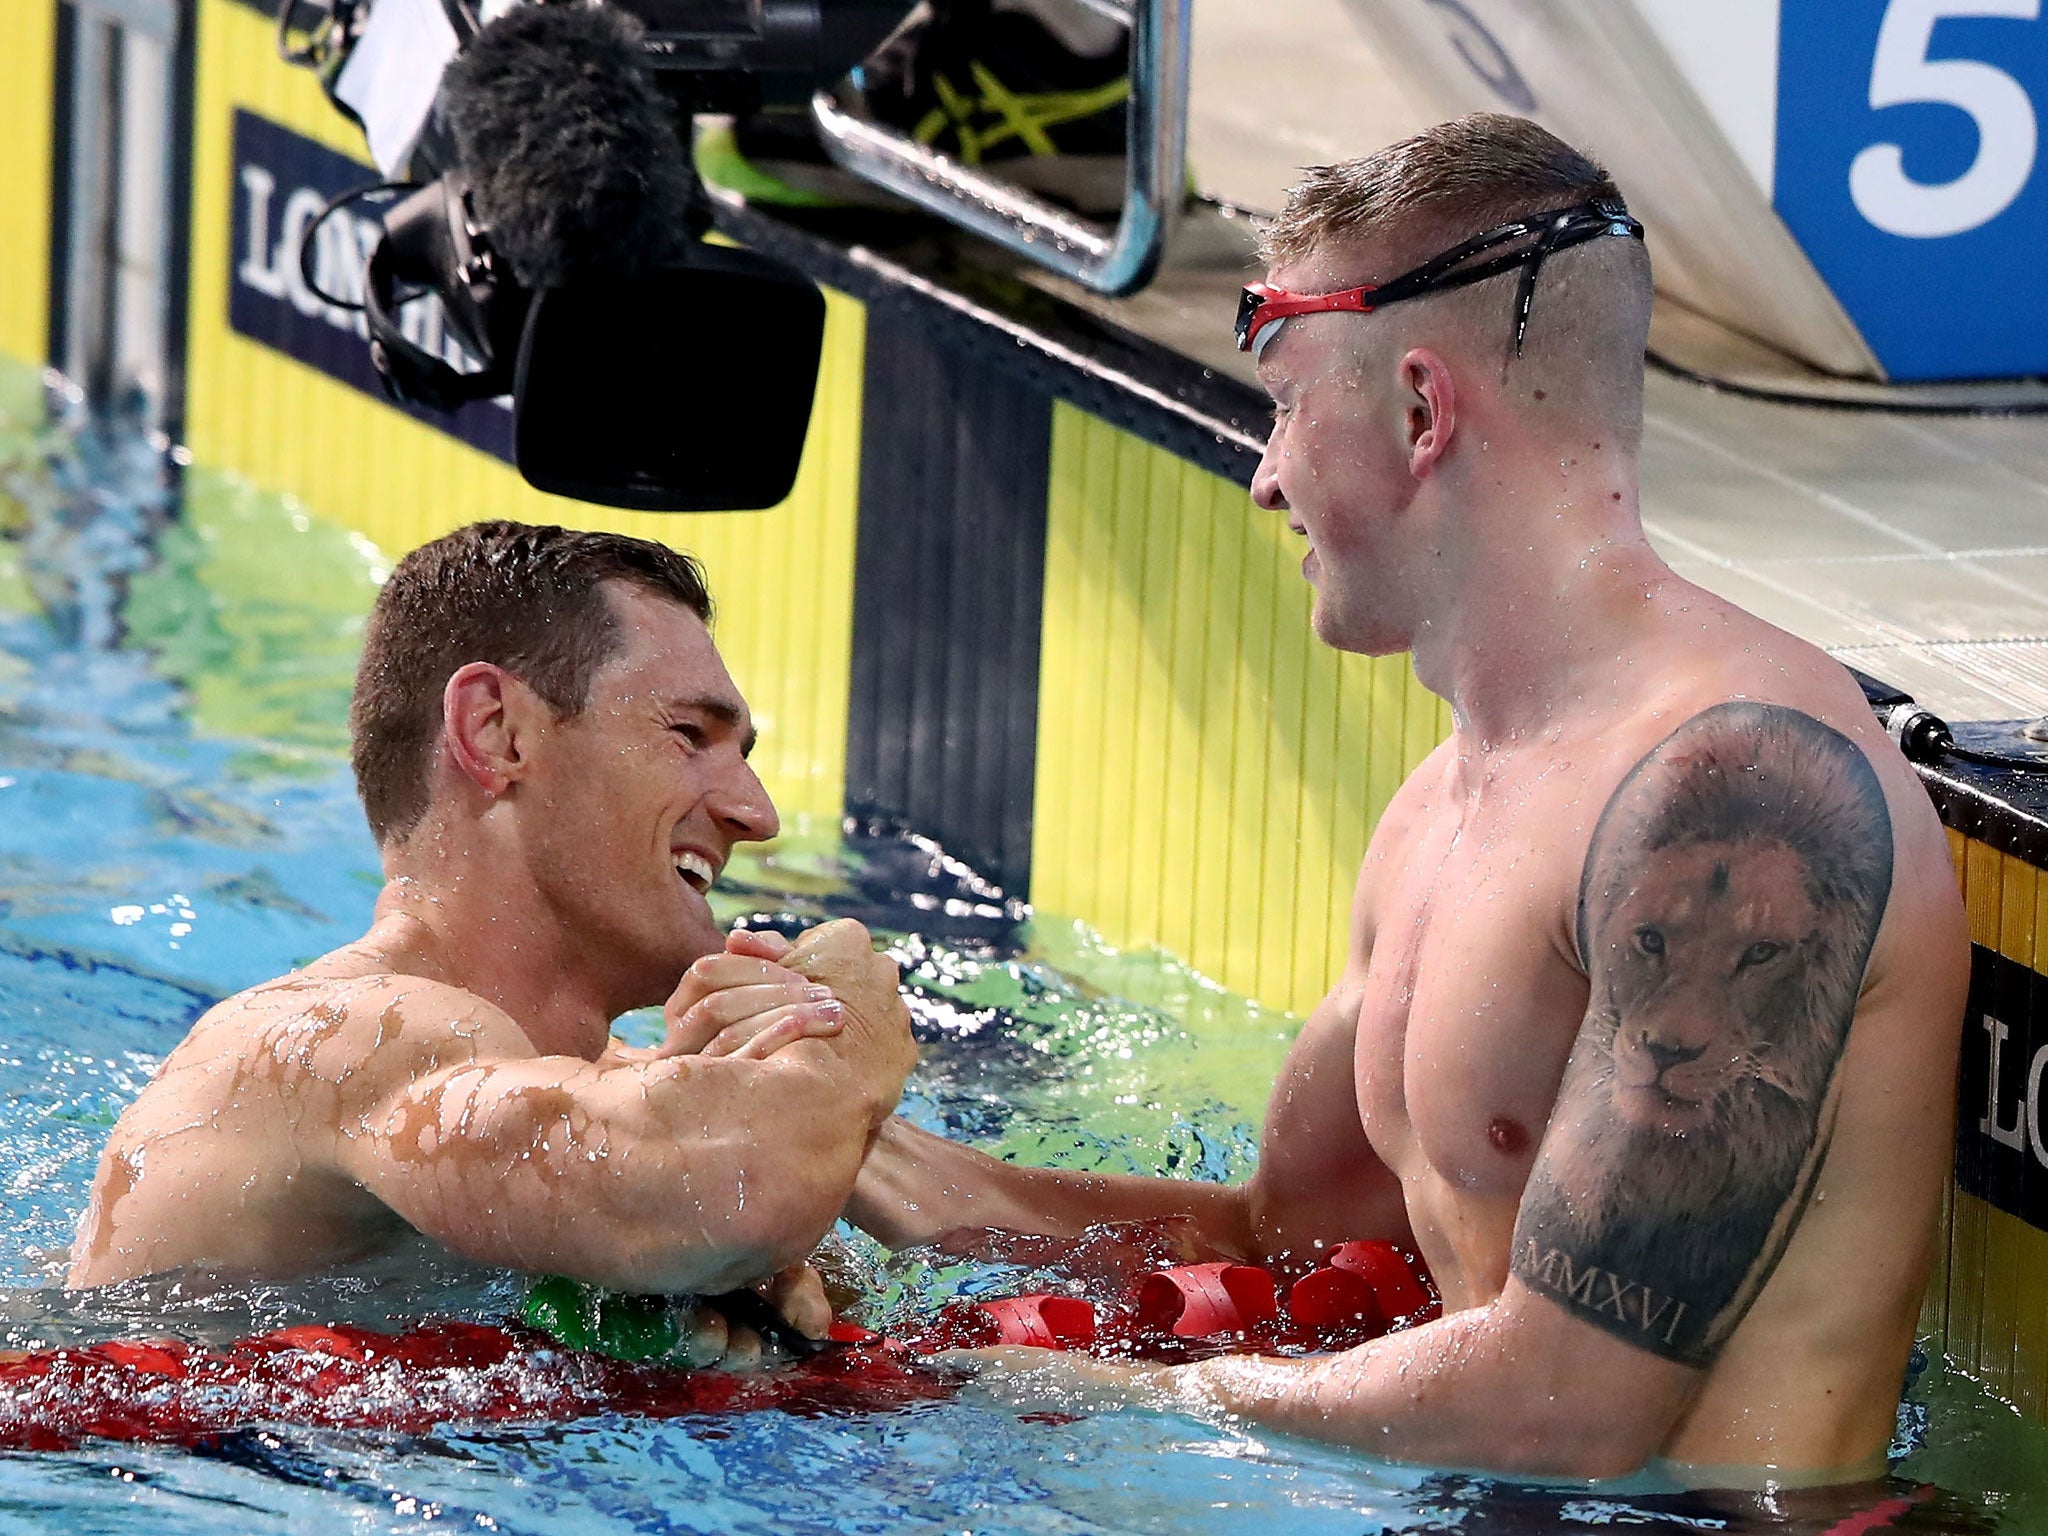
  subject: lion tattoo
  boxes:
[1513,702,1893,1366]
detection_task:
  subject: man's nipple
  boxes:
[1488,1117,1531,1156]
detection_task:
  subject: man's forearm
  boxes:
[1168,1294,1690,1479]
[359,1043,896,1296]
[846,1116,1256,1257]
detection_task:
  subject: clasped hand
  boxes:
[611,917,913,1067]
[609,918,916,1356]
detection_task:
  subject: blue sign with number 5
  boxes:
[1777,0,2044,380]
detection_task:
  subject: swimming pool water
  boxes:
[0,357,2043,1533]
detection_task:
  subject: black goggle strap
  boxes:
[1361,199,1644,355]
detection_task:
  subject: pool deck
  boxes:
[1112,0,2048,727]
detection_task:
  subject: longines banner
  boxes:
[1956,943,2048,1228]
[227,109,514,461]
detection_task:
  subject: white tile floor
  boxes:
[1631,374,2048,721]
[1168,0,2048,725]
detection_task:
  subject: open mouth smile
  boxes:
[673,850,716,895]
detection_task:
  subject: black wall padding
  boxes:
[845,306,1052,902]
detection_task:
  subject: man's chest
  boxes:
[1350,781,1595,1204]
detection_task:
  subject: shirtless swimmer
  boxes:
[69,522,916,1353]
[839,116,1969,1481]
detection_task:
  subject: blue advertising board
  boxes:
[228,109,514,459]
[1777,1,2046,381]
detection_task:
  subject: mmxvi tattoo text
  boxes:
[1520,1240,1688,1347]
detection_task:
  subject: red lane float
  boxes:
[914,1240,1439,1359]
[1287,1241,1436,1333]
[975,1296,1100,1350]
[1134,1263,1278,1338]
[0,1321,954,1452]
[0,1242,1439,1449]
[1285,1265,1383,1333]
[1323,1240,1435,1325]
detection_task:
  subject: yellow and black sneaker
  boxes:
[699,0,1132,218]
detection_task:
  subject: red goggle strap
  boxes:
[1234,201,1645,360]
[1237,283,1377,358]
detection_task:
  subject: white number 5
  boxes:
[1848,0,2039,237]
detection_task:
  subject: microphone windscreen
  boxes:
[437,0,696,290]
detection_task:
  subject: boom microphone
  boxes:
[355,0,829,511]
[432,1,698,289]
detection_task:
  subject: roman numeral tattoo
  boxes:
[1510,702,1893,1366]
[1519,1241,1688,1346]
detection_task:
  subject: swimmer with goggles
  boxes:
[1235,197,1644,362]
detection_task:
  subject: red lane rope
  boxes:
[896,1240,1440,1360]
[0,1242,1439,1449]
[0,1322,955,1450]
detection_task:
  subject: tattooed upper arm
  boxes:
[1510,701,1893,1367]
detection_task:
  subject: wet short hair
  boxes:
[1261,113,1628,269]
[350,520,712,844]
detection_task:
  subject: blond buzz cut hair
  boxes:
[1261,114,1655,444]
[1261,113,1630,269]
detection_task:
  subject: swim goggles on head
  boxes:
[1234,198,1645,361]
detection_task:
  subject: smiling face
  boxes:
[518,583,779,1011]
[1249,252,1435,657]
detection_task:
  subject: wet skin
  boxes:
[849,244,1968,1480]
[70,588,916,1316]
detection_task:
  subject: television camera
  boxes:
[278,0,913,509]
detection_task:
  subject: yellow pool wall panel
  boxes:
[1927,835,2048,1423]
[181,0,862,825]
[0,0,59,364]
[1031,404,1453,1019]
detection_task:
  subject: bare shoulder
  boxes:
[1639,596,1959,975]
[1603,679,1957,990]
[1374,734,1460,844]
[1654,589,1930,806]
[1585,699,1896,941]
[1514,698,1908,1361]
[154,967,538,1117]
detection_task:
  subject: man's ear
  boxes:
[442,663,543,797]
[1398,347,1458,479]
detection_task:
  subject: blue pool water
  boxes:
[0,362,2041,1533]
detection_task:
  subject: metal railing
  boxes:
[808,0,1188,297]
[56,0,187,435]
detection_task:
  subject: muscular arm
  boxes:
[848,786,1428,1266]
[849,905,1408,1267]
[342,1036,895,1294]
[1241,975,1412,1261]
[845,1115,1257,1258]
[339,921,915,1294]
[1169,703,1896,1475]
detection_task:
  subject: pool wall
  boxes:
[0,0,58,367]
[1924,779,2048,1417]
[7,0,2048,1428]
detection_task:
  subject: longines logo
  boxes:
[1957,945,2048,1225]
[227,110,514,462]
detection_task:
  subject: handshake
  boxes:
[610,918,920,1360]
[629,918,917,1086]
